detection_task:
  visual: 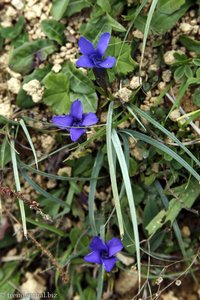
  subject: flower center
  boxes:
[89,52,102,67]
[101,250,109,259]
[73,118,82,127]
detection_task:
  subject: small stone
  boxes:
[130,76,142,90]
[132,29,143,39]
[162,70,172,82]
[157,82,166,91]
[163,50,177,65]
[57,167,72,177]
[7,77,21,94]
[11,0,24,10]
[114,87,132,103]
[182,225,191,237]
[180,22,193,34]
[0,102,13,118]
[52,64,62,73]
[169,109,181,122]
[23,80,44,103]
[115,270,138,295]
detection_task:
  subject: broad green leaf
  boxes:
[158,0,185,14]
[174,65,185,81]
[62,62,98,112]
[11,31,29,48]
[106,37,137,75]
[107,14,126,32]
[179,35,200,55]
[193,58,200,66]
[9,39,57,74]
[40,19,66,45]
[51,0,69,20]
[0,16,25,39]
[137,0,193,34]
[97,0,111,12]
[17,65,52,108]
[80,17,111,42]
[64,0,91,17]
[184,65,193,78]
[62,62,94,94]
[43,72,71,114]
[70,92,97,113]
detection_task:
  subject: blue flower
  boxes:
[52,100,98,142]
[84,236,123,272]
[76,32,116,69]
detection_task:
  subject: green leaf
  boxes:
[146,180,200,235]
[0,137,11,168]
[107,14,126,32]
[43,72,71,114]
[11,31,29,48]
[9,39,57,74]
[62,62,94,94]
[51,0,69,20]
[17,65,52,108]
[0,16,25,39]
[192,87,200,106]
[150,0,193,34]
[62,62,98,112]
[158,0,185,14]
[179,35,200,55]
[64,0,91,17]
[184,65,193,78]
[41,19,66,45]
[106,37,137,75]
[174,65,185,81]
[193,58,200,66]
[0,32,3,51]
[97,0,111,12]
[0,262,20,299]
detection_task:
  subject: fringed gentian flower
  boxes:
[52,99,98,142]
[76,32,116,69]
[84,236,123,272]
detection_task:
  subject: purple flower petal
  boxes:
[84,251,102,264]
[70,128,85,142]
[78,36,95,55]
[102,257,118,272]
[96,32,111,56]
[82,113,98,126]
[98,56,116,68]
[89,236,107,252]
[76,55,95,68]
[70,100,83,120]
[106,238,123,257]
[52,115,73,129]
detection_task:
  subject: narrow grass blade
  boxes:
[122,129,200,182]
[139,0,159,72]
[89,150,104,235]
[20,168,69,208]
[106,102,124,238]
[127,106,146,131]
[26,218,67,237]
[131,105,200,166]
[10,140,27,237]
[19,119,38,169]
[112,129,141,286]
[19,160,93,181]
